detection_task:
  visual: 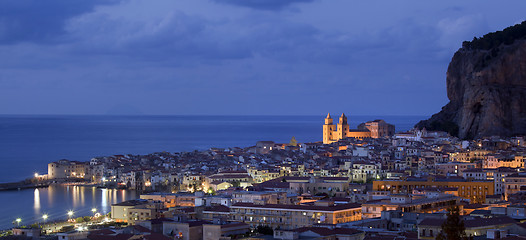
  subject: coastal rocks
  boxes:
[416,33,526,139]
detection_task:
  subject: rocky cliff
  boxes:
[416,22,526,139]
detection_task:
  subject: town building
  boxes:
[373,177,495,203]
[504,172,526,199]
[274,227,365,240]
[202,221,250,240]
[230,201,362,229]
[359,119,395,139]
[140,193,197,208]
[163,220,208,240]
[288,177,350,196]
[256,141,275,154]
[417,216,517,239]
[111,199,162,223]
[48,159,88,179]
[361,193,461,219]
[435,162,477,176]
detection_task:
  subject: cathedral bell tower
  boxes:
[323,113,335,144]
[337,113,349,140]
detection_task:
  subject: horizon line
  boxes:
[0,113,431,117]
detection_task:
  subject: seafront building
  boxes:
[47,159,104,182]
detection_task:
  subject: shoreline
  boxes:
[0,178,110,191]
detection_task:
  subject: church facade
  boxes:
[323,113,395,144]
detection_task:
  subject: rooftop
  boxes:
[231,202,361,211]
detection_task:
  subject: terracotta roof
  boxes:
[294,227,362,236]
[204,205,230,213]
[219,171,248,174]
[419,216,517,228]
[88,229,116,235]
[132,225,151,233]
[186,220,211,227]
[231,202,361,211]
[254,180,290,190]
[464,216,516,228]
[319,177,349,181]
[500,236,526,240]
[150,218,174,224]
[112,199,148,206]
[209,174,251,179]
[463,203,486,209]
[220,222,250,229]
[87,233,134,240]
[178,207,196,213]
[418,218,446,227]
[142,233,172,240]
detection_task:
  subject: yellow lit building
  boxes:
[360,119,395,139]
[373,178,494,204]
[323,113,371,144]
[48,159,88,179]
[140,193,196,208]
[248,168,283,183]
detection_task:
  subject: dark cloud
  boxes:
[211,0,314,10]
[1,0,525,115]
[0,0,120,44]
[62,10,254,63]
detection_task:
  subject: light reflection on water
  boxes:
[1,185,136,230]
[34,189,40,212]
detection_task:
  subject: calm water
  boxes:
[0,115,425,229]
[1,185,136,230]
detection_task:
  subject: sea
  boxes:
[0,115,425,230]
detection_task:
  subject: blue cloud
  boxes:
[211,0,314,10]
[0,0,120,44]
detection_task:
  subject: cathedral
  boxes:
[323,113,395,144]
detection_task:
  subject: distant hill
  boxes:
[416,21,526,139]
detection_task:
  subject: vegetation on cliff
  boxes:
[462,21,526,50]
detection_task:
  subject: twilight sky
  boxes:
[0,1,524,116]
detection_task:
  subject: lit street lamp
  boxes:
[43,214,48,221]
[92,208,97,214]
[67,211,74,219]
[15,218,21,226]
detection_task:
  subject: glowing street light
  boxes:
[67,211,74,219]
[43,214,48,221]
[15,218,21,226]
[34,173,39,178]
[92,208,97,214]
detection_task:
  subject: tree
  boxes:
[230,181,240,188]
[255,225,273,235]
[436,207,473,240]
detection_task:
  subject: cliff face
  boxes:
[417,38,526,139]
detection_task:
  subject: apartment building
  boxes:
[230,201,361,229]
[373,177,494,203]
